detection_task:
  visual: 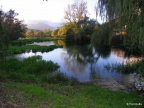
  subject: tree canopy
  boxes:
[96,0,144,54]
[63,0,88,24]
[0,9,27,59]
[0,9,27,41]
[63,0,98,44]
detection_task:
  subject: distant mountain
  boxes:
[25,20,61,30]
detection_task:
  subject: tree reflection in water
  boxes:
[15,40,142,82]
[63,42,111,81]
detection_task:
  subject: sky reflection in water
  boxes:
[15,41,141,82]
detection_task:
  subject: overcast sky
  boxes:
[0,0,102,24]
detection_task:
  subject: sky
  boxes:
[0,0,102,24]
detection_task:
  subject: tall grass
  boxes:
[0,55,78,84]
[0,56,59,83]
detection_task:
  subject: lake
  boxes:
[15,40,142,82]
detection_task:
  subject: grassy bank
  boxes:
[10,38,64,46]
[0,56,144,108]
[8,45,62,54]
[1,82,144,108]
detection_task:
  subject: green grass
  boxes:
[10,38,64,46]
[0,56,78,85]
[0,56,59,83]
[2,82,144,108]
[8,45,62,54]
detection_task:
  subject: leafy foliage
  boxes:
[62,0,99,44]
[25,29,52,38]
[64,17,98,44]
[0,9,27,59]
[96,0,144,54]
[0,9,27,41]
[91,22,112,46]
[63,0,88,23]
[51,28,59,37]
[51,26,67,37]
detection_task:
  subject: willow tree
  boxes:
[96,0,144,54]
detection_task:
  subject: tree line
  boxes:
[52,0,99,44]
[25,29,52,38]
[59,0,144,55]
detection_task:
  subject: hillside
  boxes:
[26,20,61,30]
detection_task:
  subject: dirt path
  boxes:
[93,78,128,91]
[0,85,23,108]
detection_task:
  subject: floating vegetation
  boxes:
[8,45,62,54]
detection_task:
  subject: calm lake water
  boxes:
[15,40,141,82]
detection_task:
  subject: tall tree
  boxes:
[1,9,27,41]
[43,29,51,37]
[63,0,99,44]
[96,0,144,54]
[63,0,88,24]
[0,9,27,59]
[51,28,59,37]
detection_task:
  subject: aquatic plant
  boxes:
[10,38,64,46]
[8,45,62,54]
[0,56,59,83]
[105,60,144,76]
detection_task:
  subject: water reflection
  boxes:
[15,40,142,82]
[53,40,66,48]
[32,41,55,46]
[31,40,66,48]
[92,44,111,58]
